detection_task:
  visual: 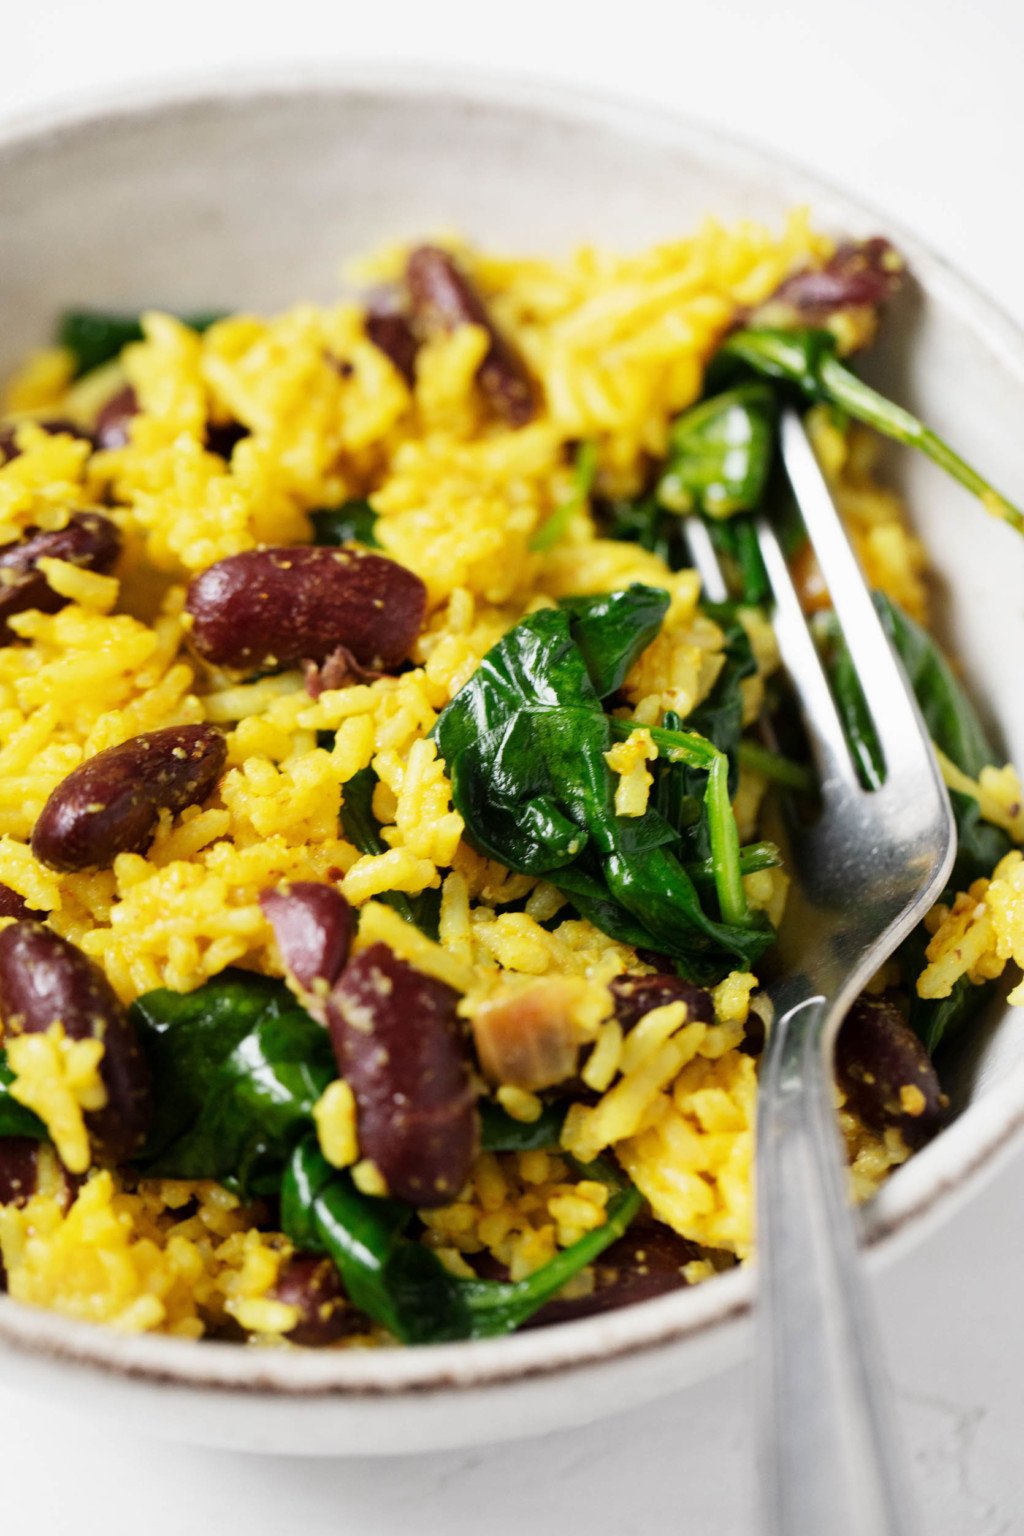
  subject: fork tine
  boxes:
[755,514,856,787]
[777,408,935,781]
[683,517,729,603]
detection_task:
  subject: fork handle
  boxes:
[756,994,920,1536]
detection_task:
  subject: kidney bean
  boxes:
[271,1253,362,1345]
[0,511,122,643]
[93,385,138,450]
[747,237,904,332]
[523,1222,703,1329]
[365,308,419,387]
[0,418,95,465]
[0,1138,43,1208]
[406,246,535,426]
[835,993,945,1149]
[0,883,37,921]
[0,922,151,1159]
[0,1138,37,1291]
[32,724,226,873]
[738,1003,767,1058]
[185,546,427,674]
[327,944,477,1207]
[610,973,714,1031]
[186,546,426,678]
[260,883,354,1019]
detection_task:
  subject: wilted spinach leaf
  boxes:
[824,593,1013,1055]
[310,499,379,549]
[0,1052,47,1140]
[657,384,776,519]
[558,585,669,699]
[338,766,440,937]
[435,597,772,981]
[709,327,1022,535]
[58,308,225,378]
[132,971,334,1191]
[282,1136,642,1343]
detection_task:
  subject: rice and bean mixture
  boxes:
[0,213,1020,1347]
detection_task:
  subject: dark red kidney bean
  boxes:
[0,883,37,920]
[738,1004,766,1058]
[327,944,478,1207]
[610,973,714,1031]
[0,1138,40,1290]
[93,385,139,450]
[747,237,904,331]
[524,1223,703,1329]
[31,724,226,873]
[0,922,151,1159]
[0,511,122,643]
[185,546,427,673]
[365,310,419,386]
[0,418,95,465]
[260,883,354,1019]
[835,993,945,1149]
[406,246,535,427]
[0,1138,43,1207]
[271,1253,363,1345]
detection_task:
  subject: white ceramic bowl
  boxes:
[1,67,1022,1457]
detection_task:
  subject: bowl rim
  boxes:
[2,60,1024,1400]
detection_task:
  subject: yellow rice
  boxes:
[0,209,1018,1342]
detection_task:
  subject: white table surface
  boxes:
[3,2,1023,1531]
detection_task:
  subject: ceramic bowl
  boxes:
[1,67,1022,1457]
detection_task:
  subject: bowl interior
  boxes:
[1,72,1022,1428]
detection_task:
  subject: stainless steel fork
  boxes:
[689,408,955,1536]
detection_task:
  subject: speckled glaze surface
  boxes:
[0,67,1022,1456]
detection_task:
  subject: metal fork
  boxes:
[688,408,955,1536]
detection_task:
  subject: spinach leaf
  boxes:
[687,840,781,887]
[338,766,441,937]
[436,603,772,981]
[57,308,226,379]
[897,926,999,1059]
[479,1100,567,1152]
[823,594,1013,1055]
[735,743,815,795]
[602,493,677,564]
[0,1052,47,1141]
[875,595,999,781]
[450,1180,643,1337]
[280,1139,458,1341]
[705,517,770,606]
[657,384,776,519]
[559,584,670,699]
[337,765,387,860]
[649,708,703,839]
[132,971,334,1190]
[823,594,1012,884]
[822,619,885,792]
[310,500,380,549]
[943,791,1014,901]
[686,612,757,785]
[282,1137,643,1343]
[712,327,1023,535]
[878,598,1014,1052]
[531,441,598,552]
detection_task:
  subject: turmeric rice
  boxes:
[0,214,1019,1347]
